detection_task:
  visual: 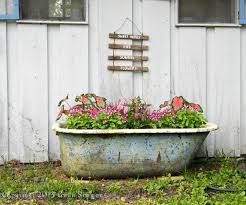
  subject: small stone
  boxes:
[121,197,126,202]
[171,176,185,181]
[81,180,90,184]
[157,176,185,181]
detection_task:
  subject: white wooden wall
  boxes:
[0,0,245,163]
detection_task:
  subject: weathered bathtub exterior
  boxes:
[53,123,218,179]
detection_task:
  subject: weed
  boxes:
[143,174,178,196]
[106,183,123,194]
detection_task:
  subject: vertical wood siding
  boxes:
[241,28,246,154]
[98,0,133,101]
[48,25,88,160]
[142,0,171,108]
[132,0,143,98]
[0,22,8,164]
[8,24,49,162]
[207,28,241,156]
[0,0,245,163]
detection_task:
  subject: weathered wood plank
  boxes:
[142,0,170,108]
[6,23,20,162]
[108,66,148,72]
[172,28,207,109]
[109,44,148,51]
[8,24,48,162]
[109,33,149,40]
[205,28,216,157]
[98,0,133,101]
[0,22,8,164]
[241,28,246,155]
[88,0,100,94]
[48,25,89,160]
[108,55,148,61]
[133,0,144,97]
[207,28,241,157]
[172,27,207,156]
[170,0,178,99]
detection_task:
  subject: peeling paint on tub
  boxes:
[57,132,213,179]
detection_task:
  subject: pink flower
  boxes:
[135,107,139,113]
[68,106,83,116]
[148,108,172,122]
[134,113,140,119]
[104,105,119,115]
[141,116,145,122]
[90,108,101,119]
[117,100,126,111]
[123,106,130,114]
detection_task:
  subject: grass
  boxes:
[0,158,246,204]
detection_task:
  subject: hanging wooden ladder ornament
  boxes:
[108,18,149,72]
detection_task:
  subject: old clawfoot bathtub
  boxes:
[52,123,218,179]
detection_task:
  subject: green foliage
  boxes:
[58,93,208,129]
[144,175,176,196]
[36,178,99,197]
[174,110,207,128]
[157,115,177,128]
[123,97,151,129]
[106,183,123,194]
[66,113,125,129]
[147,110,207,129]
[0,164,99,202]
[66,110,207,129]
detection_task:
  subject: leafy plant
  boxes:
[171,96,186,111]
[56,94,208,129]
[106,183,123,194]
[122,97,151,129]
[66,113,125,130]
[174,110,207,128]
[144,175,176,196]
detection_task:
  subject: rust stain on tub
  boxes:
[156,152,161,163]
[118,152,121,162]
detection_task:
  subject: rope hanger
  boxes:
[113,17,143,35]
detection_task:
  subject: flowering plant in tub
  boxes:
[56,94,207,129]
[53,93,218,179]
